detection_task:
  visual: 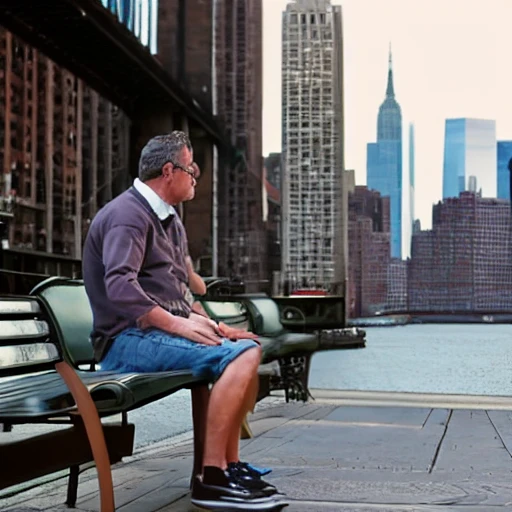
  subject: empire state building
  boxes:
[367,47,403,258]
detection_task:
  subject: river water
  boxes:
[310,323,512,395]
[127,323,512,448]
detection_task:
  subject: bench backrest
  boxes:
[199,295,285,337]
[200,300,250,331]
[233,295,285,337]
[31,277,94,368]
[0,296,61,377]
[31,279,286,366]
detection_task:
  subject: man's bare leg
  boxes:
[202,346,262,470]
[226,372,259,463]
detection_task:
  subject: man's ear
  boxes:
[162,162,174,179]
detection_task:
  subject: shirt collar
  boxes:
[133,178,176,220]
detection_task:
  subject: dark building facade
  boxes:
[348,186,390,317]
[215,0,266,289]
[409,192,512,311]
[265,152,281,190]
[264,158,281,292]
[157,0,267,288]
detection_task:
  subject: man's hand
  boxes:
[169,315,222,346]
[218,322,260,344]
[189,312,221,333]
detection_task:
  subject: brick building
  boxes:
[0,29,130,270]
[348,186,390,317]
[387,258,407,311]
[409,192,512,311]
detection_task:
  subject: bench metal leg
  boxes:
[240,415,253,439]
[273,353,313,403]
[66,465,79,508]
[56,362,115,512]
[190,384,209,489]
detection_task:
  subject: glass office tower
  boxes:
[100,0,158,53]
[442,118,497,199]
[497,141,512,200]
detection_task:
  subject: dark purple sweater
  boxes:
[82,187,191,361]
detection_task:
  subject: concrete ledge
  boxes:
[308,387,512,410]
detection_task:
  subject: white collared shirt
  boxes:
[133,178,176,220]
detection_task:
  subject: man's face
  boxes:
[164,146,197,204]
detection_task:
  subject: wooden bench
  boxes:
[0,293,205,512]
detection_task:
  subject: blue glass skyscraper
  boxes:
[497,141,512,200]
[367,47,402,258]
[442,118,497,199]
[100,0,158,53]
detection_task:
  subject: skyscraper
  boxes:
[442,118,497,199]
[409,122,415,230]
[281,0,345,289]
[367,47,402,258]
[497,141,512,200]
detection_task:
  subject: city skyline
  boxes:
[263,0,512,229]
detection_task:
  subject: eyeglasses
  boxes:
[170,161,198,179]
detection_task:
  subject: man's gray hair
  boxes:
[138,131,192,182]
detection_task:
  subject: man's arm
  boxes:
[138,307,221,345]
[102,225,220,345]
[186,256,207,296]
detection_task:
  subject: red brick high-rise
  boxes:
[348,186,390,317]
[409,192,512,311]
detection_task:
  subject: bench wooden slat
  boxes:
[0,299,40,315]
[0,319,49,341]
[0,343,59,372]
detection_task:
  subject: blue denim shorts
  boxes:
[99,327,259,382]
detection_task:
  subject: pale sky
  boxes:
[262,0,512,230]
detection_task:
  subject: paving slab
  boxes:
[5,391,512,511]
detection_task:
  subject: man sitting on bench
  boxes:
[82,131,284,510]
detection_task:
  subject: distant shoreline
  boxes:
[348,313,512,327]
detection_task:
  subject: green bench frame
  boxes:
[0,287,205,511]
[0,277,323,511]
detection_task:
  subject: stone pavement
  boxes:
[4,389,512,511]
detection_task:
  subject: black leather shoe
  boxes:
[191,466,279,510]
[227,462,279,496]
